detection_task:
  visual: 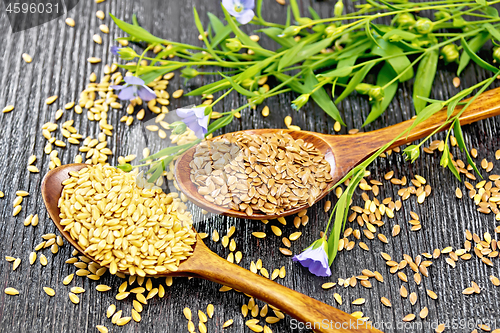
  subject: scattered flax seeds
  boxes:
[190,131,331,215]
[58,165,196,276]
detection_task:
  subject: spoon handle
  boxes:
[323,87,500,174]
[375,86,500,150]
[191,249,382,333]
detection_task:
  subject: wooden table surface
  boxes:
[1,1,500,332]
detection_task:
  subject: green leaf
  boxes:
[453,120,482,178]
[274,73,308,94]
[372,38,414,82]
[447,150,461,181]
[447,97,461,118]
[327,168,365,265]
[219,73,257,97]
[258,28,297,48]
[193,7,222,62]
[278,40,306,71]
[475,0,486,5]
[304,70,344,125]
[141,143,193,162]
[413,49,439,113]
[308,6,321,20]
[290,0,301,22]
[207,13,233,48]
[110,14,165,45]
[484,23,500,42]
[461,37,498,73]
[319,66,353,78]
[365,20,381,48]
[207,114,234,135]
[457,31,490,75]
[335,62,376,104]
[336,39,372,60]
[407,102,444,133]
[382,29,418,42]
[186,79,232,96]
[294,37,334,64]
[222,6,273,57]
[363,63,398,126]
[147,161,165,183]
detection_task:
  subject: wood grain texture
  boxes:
[0,0,500,333]
[42,163,382,333]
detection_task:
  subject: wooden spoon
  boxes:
[41,164,382,333]
[176,87,500,220]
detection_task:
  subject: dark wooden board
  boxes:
[1,0,500,332]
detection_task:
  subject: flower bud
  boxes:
[415,18,434,34]
[279,25,301,38]
[225,38,242,52]
[291,94,310,111]
[403,145,420,162]
[169,121,187,135]
[117,163,133,172]
[440,44,459,64]
[334,0,344,17]
[181,68,199,80]
[493,47,500,63]
[325,24,346,38]
[368,86,385,102]
[115,47,138,60]
[434,11,451,21]
[395,13,416,28]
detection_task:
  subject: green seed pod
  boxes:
[434,11,451,21]
[440,44,459,64]
[493,47,500,63]
[180,68,199,80]
[395,13,416,28]
[368,87,385,102]
[291,94,310,111]
[225,38,242,52]
[117,163,133,172]
[279,25,301,38]
[334,0,344,17]
[415,18,434,34]
[169,121,187,135]
[355,83,373,95]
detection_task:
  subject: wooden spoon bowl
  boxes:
[41,163,382,333]
[175,87,500,220]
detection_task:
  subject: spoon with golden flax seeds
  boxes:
[175,87,500,219]
[42,163,383,333]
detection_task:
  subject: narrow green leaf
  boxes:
[207,114,234,135]
[484,23,500,42]
[363,63,398,126]
[447,151,461,181]
[147,161,165,183]
[207,13,233,48]
[382,29,418,42]
[335,62,376,104]
[413,49,439,113]
[294,37,334,65]
[447,97,461,117]
[475,0,486,5]
[193,7,222,62]
[256,0,264,20]
[141,143,193,162]
[336,40,372,60]
[304,70,344,125]
[407,102,444,133]
[110,14,165,45]
[186,79,231,96]
[290,0,301,21]
[258,28,297,48]
[274,73,308,94]
[278,40,306,71]
[319,66,353,78]
[457,31,489,75]
[308,6,321,20]
[365,20,381,48]
[285,5,291,27]
[453,121,482,177]
[219,73,257,97]
[222,6,274,57]
[461,37,498,73]
[372,38,414,82]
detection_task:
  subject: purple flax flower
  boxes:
[176,107,209,139]
[222,0,255,25]
[111,76,156,102]
[293,239,331,277]
[110,46,121,56]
